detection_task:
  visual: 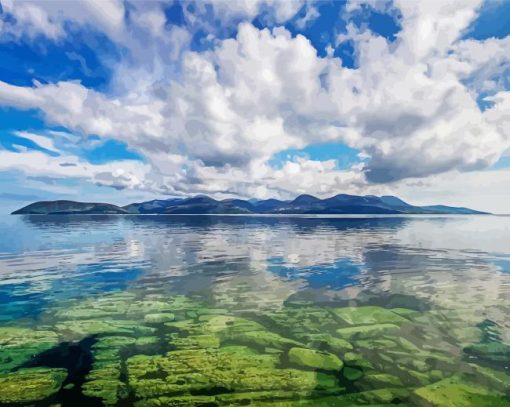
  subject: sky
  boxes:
[0,0,510,214]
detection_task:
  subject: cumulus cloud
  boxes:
[0,133,150,191]
[451,35,510,96]
[1,0,510,207]
[0,0,126,41]
[207,0,303,23]
[331,0,510,182]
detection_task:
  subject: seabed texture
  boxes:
[1,289,509,406]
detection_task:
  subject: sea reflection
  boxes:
[0,214,510,320]
[1,215,510,405]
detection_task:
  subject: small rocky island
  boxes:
[12,194,488,215]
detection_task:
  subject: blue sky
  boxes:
[1,0,510,213]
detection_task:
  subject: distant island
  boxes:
[11,194,489,215]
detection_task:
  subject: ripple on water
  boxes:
[0,214,509,405]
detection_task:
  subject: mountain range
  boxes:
[11,194,488,215]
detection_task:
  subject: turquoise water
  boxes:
[0,214,509,406]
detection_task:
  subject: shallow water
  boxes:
[0,214,509,406]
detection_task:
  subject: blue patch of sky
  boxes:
[190,30,216,52]
[465,69,510,112]
[362,6,401,41]
[164,1,186,27]
[463,0,510,40]
[476,92,496,111]
[0,107,46,131]
[80,139,144,164]
[460,1,510,112]
[476,88,508,111]
[490,155,510,170]
[0,107,62,155]
[0,132,59,156]
[254,0,402,68]
[167,0,401,65]
[164,1,239,52]
[0,27,118,90]
[336,3,401,68]
[334,39,356,68]
[0,105,143,164]
[267,1,349,58]
[268,141,362,170]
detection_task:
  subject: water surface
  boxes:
[0,215,509,406]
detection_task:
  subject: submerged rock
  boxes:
[336,323,400,340]
[355,338,399,351]
[133,394,216,407]
[361,373,404,388]
[53,293,200,325]
[82,364,127,406]
[413,375,510,407]
[0,367,67,404]
[272,388,410,406]
[55,319,156,338]
[2,292,505,406]
[464,342,510,363]
[144,313,175,323]
[343,352,374,369]
[342,366,364,381]
[331,306,408,326]
[54,292,136,320]
[166,314,303,351]
[82,338,126,406]
[127,347,340,403]
[465,364,510,394]
[0,327,59,373]
[229,330,303,350]
[170,333,221,349]
[300,333,353,354]
[287,347,343,371]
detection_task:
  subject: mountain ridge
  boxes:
[11,194,489,215]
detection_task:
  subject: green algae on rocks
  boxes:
[343,366,364,381]
[0,367,67,404]
[331,306,409,326]
[81,336,129,406]
[127,347,342,404]
[0,327,59,373]
[300,333,353,355]
[55,317,157,338]
[287,347,343,371]
[1,289,510,406]
[413,375,510,407]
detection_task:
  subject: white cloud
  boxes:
[204,0,303,24]
[0,0,63,40]
[484,91,510,140]
[177,156,374,200]
[294,4,320,30]
[394,0,482,60]
[14,131,60,154]
[0,0,126,41]
[1,0,510,211]
[0,79,165,142]
[0,145,150,191]
[331,0,510,182]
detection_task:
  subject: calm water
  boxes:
[0,214,509,406]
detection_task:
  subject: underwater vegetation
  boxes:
[0,291,509,406]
